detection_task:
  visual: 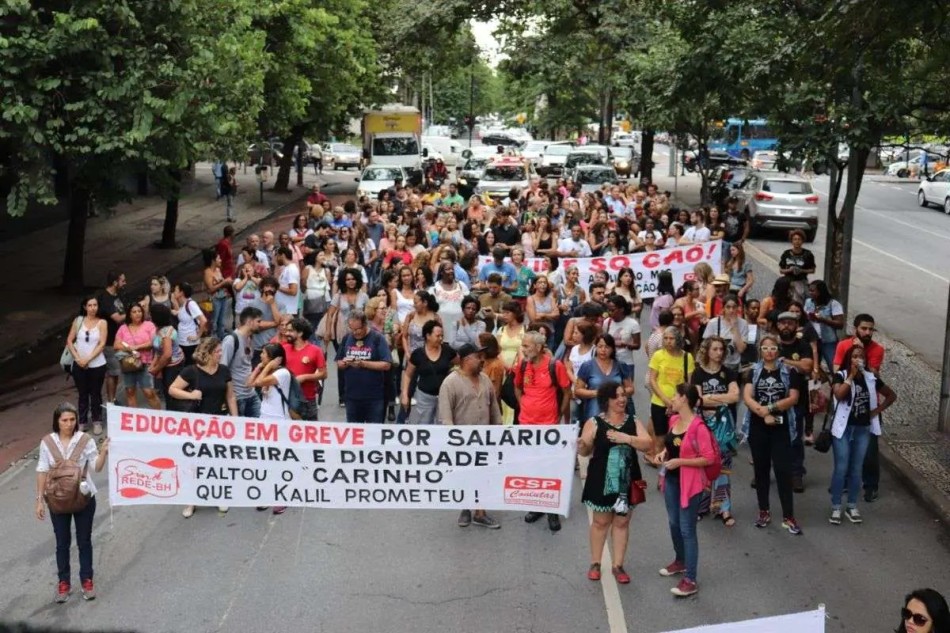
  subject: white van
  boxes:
[422,136,463,166]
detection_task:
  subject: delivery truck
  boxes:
[362,105,423,183]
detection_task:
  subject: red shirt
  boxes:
[833,338,885,372]
[216,238,235,280]
[307,192,329,207]
[513,355,571,425]
[281,342,326,401]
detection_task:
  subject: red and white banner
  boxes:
[107,406,577,514]
[479,240,721,298]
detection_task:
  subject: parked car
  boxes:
[481,134,523,149]
[610,146,640,178]
[246,142,284,165]
[323,142,363,170]
[574,165,620,193]
[917,169,950,214]
[521,140,549,162]
[710,163,752,207]
[564,150,609,180]
[612,132,634,147]
[732,171,820,242]
[474,157,535,200]
[355,165,407,199]
[456,156,491,197]
[885,151,944,177]
[536,143,574,177]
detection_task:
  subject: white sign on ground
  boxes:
[661,607,825,633]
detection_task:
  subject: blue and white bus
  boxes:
[708,118,778,159]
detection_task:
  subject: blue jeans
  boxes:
[50,496,97,583]
[211,296,231,340]
[663,476,702,582]
[831,425,872,508]
[236,393,261,418]
[819,341,837,373]
[345,398,386,424]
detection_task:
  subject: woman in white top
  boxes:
[566,321,597,424]
[35,402,110,603]
[288,213,313,244]
[65,297,108,433]
[390,266,417,344]
[173,282,207,365]
[302,251,332,335]
[431,261,469,343]
[249,344,293,515]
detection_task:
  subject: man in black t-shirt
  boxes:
[97,271,127,417]
[776,312,813,492]
[492,209,521,251]
[722,197,749,244]
[778,230,816,303]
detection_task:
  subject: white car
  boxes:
[356,165,406,199]
[612,132,634,147]
[324,142,363,170]
[917,169,950,214]
[521,140,549,162]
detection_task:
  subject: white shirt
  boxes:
[277,265,301,315]
[260,368,292,419]
[37,432,100,497]
[637,230,665,247]
[557,237,592,257]
[683,226,712,243]
[177,299,203,347]
[237,250,270,269]
[605,316,642,366]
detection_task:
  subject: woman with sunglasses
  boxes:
[654,383,718,597]
[578,382,652,585]
[65,297,108,433]
[897,588,950,633]
[743,334,802,535]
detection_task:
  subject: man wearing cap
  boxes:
[438,343,502,529]
[776,311,814,493]
[707,274,731,318]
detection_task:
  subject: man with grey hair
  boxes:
[335,310,392,424]
[237,234,269,269]
[513,330,572,532]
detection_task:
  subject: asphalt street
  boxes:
[652,144,950,369]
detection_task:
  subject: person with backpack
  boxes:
[35,402,110,604]
[249,343,294,514]
[655,383,719,598]
[513,330,572,532]
[281,317,326,421]
[222,307,263,418]
[172,281,208,365]
[742,333,803,535]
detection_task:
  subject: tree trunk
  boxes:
[824,148,868,313]
[273,128,304,193]
[158,169,183,249]
[640,129,655,183]
[136,169,149,196]
[296,142,305,187]
[62,178,89,293]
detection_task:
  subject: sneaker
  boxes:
[218,506,229,514]
[754,510,771,528]
[782,516,803,535]
[387,405,396,422]
[829,508,842,525]
[182,505,195,518]
[81,579,96,601]
[587,563,602,581]
[792,476,805,493]
[864,489,879,503]
[671,578,698,597]
[271,506,287,515]
[524,511,544,524]
[612,566,631,584]
[844,507,862,524]
[659,560,686,577]
[256,506,269,511]
[472,513,501,529]
[547,514,562,532]
[55,581,70,603]
[457,510,472,527]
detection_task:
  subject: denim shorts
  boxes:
[122,368,155,390]
[103,347,122,377]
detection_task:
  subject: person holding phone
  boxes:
[742,334,803,535]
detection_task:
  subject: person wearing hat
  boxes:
[706,273,732,318]
[775,310,814,493]
[438,343,502,529]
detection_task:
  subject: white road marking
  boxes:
[586,506,629,633]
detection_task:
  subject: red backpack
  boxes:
[43,434,92,515]
[690,421,722,482]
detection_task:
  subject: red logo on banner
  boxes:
[116,458,180,498]
[503,476,562,508]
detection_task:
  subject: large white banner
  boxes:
[107,406,577,514]
[480,240,721,298]
[662,607,825,633]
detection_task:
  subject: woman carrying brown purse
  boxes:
[578,381,652,585]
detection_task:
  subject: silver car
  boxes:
[733,171,820,242]
[474,160,534,200]
[324,143,363,170]
[574,165,619,193]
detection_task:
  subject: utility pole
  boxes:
[940,283,950,432]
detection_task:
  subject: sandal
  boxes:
[587,563,602,581]
[720,513,736,527]
[612,566,631,584]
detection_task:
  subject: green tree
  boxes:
[0,0,266,289]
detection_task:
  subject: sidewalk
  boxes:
[0,162,312,390]
[653,170,950,526]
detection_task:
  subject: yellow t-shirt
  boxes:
[648,349,695,406]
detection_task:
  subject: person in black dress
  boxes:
[578,381,652,585]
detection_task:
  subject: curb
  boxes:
[0,189,309,393]
[743,240,950,531]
